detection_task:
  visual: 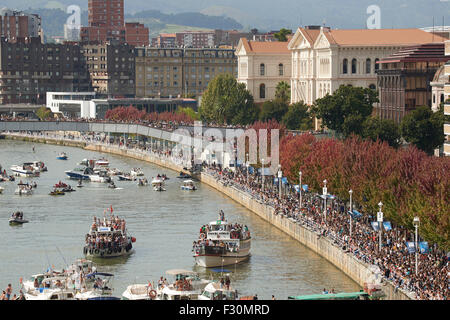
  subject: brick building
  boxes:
[0,8,42,43]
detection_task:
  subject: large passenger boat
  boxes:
[193,211,251,268]
[83,213,135,259]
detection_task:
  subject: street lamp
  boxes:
[246,153,249,182]
[261,158,265,192]
[299,171,302,209]
[413,216,420,275]
[349,189,353,238]
[278,165,282,199]
[322,179,327,222]
[377,202,383,252]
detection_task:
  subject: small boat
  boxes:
[25,288,76,300]
[54,182,68,189]
[95,158,109,167]
[118,174,136,181]
[107,168,123,176]
[137,178,148,186]
[131,168,144,177]
[75,272,114,300]
[198,281,238,300]
[0,186,4,194]
[10,164,39,177]
[154,270,210,300]
[152,179,166,192]
[181,180,197,191]
[65,167,94,180]
[89,170,112,183]
[57,152,68,160]
[15,187,33,195]
[62,185,76,193]
[49,189,65,196]
[122,284,154,300]
[9,211,29,225]
[177,172,191,179]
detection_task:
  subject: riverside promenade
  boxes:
[2,132,414,300]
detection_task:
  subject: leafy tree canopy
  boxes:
[362,117,401,148]
[273,28,293,42]
[259,99,289,123]
[281,101,313,131]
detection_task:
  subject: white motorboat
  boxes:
[89,170,112,183]
[56,152,68,160]
[155,269,210,300]
[122,284,153,300]
[23,161,47,172]
[107,168,123,176]
[181,180,197,191]
[152,179,166,192]
[83,214,136,259]
[10,164,39,177]
[15,186,33,195]
[118,174,136,181]
[131,168,144,176]
[75,272,114,300]
[95,158,109,167]
[193,212,251,268]
[65,167,94,180]
[25,288,76,300]
[198,281,238,300]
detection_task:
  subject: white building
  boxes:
[236,38,291,103]
[47,92,97,118]
[288,26,447,129]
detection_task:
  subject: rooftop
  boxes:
[239,38,290,54]
[378,43,447,64]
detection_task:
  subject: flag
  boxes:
[371,222,379,231]
[383,221,392,231]
[406,242,416,254]
[419,242,429,254]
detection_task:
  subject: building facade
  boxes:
[377,43,448,123]
[236,38,291,103]
[0,8,42,43]
[80,0,149,46]
[288,26,448,129]
[0,38,91,105]
[135,47,237,98]
[444,41,450,156]
[82,43,136,98]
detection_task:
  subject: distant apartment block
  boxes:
[135,47,237,98]
[0,8,42,43]
[444,40,450,156]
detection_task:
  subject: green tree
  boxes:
[400,106,445,154]
[199,74,258,125]
[275,81,291,104]
[273,28,292,42]
[281,102,313,131]
[362,117,401,148]
[312,85,378,137]
[177,107,200,121]
[259,99,289,123]
[35,107,53,120]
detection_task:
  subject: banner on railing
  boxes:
[371,222,380,231]
[406,242,416,254]
[382,221,392,231]
[419,241,429,254]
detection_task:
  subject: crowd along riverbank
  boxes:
[2,132,413,300]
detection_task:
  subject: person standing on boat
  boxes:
[5,284,12,300]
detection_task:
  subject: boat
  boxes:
[95,158,109,167]
[49,189,65,196]
[15,186,33,195]
[54,182,68,188]
[83,214,136,259]
[131,168,144,176]
[107,168,123,176]
[137,178,149,186]
[77,180,84,188]
[177,172,191,179]
[155,270,211,300]
[193,211,251,268]
[74,272,114,300]
[62,185,76,193]
[152,179,166,192]
[25,287,76,300]
[118,174,136,181]
[23,161,47,173]
[0,186,4,194]
[198,281,238,300]
[10,164,39,177]
[9,211,29,225]
[65,167,94,180]
[24,277,74,300]
[89,170,112,183]
[122,284,154,300]
[288,290,384,300]
[181,180,197,191]
[57,152,68,160]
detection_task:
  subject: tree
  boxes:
[199,74,258,125]
[400,106,445,154]
[259,99,289,123]
[312,85,378,137]
[281,102,313,131]
[275,81,290,104]
[362,117,401,148]
[273,28,292,42]
[177,107,199,121]
[35,107,53,120]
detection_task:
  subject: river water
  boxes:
[0,140,360,299]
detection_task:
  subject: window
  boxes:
[260,63,265,76]
[343,59,348,74]
[369,84,376,90]
[259,84,266,99]
[374,58,380,71]
[366,58,371,74]
[279,63,284,76]
[351,59,357,74]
